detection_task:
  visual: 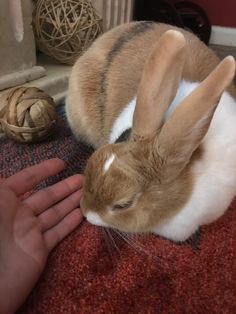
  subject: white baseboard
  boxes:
[210,26,236,47]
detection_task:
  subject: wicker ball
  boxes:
[33,0,103,65]
[0,87,57,143]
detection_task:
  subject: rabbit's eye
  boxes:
[112,200,133,211]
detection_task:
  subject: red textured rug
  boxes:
[1,117,235,314]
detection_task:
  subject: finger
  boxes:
[44,208,83,252]
[24,174,84,215]
[39,189,83,232]
[5,158,65,196]
[0,186,17,223]
[19,191,33,201]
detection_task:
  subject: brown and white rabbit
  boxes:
[66,21,236,242]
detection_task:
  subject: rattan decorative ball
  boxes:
[0,87,58,143]
[33,0,103,65]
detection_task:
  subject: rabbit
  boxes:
[66,21,236,242]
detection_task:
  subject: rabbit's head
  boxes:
[80,30,235,233]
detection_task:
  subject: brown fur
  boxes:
[67,21,235,148]
[67,22,236,233]
[81,141,193,232]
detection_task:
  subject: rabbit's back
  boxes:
[66,21,235,148]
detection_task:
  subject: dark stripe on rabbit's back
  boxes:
[106,21,155,68]
[99,21,155,131]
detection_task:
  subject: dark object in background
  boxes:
[133,0,211,44]
[175,1,211,44]
[134,0,184,28]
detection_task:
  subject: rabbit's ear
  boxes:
[158,56,236,177]
[132,30,186,139]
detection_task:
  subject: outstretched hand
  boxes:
[0,159,84,314]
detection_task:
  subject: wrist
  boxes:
[0,246,42,314]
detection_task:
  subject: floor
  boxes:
[26,53,72,105]
[211,44,236,60]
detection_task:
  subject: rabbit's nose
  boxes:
[86,211,108,227]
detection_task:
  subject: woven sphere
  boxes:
[33,0,103,65]
[0,87,57,143]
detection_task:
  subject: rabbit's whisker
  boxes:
[114,229,162,261]
[103,228,121,256]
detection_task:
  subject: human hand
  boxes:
[0,158,84,314]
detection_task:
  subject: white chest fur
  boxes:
[109,80,236,241]
[109,80,197,144]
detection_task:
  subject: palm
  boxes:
[14,198,49,271]
[0,159,84,314]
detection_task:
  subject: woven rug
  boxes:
[0,113,235,314]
